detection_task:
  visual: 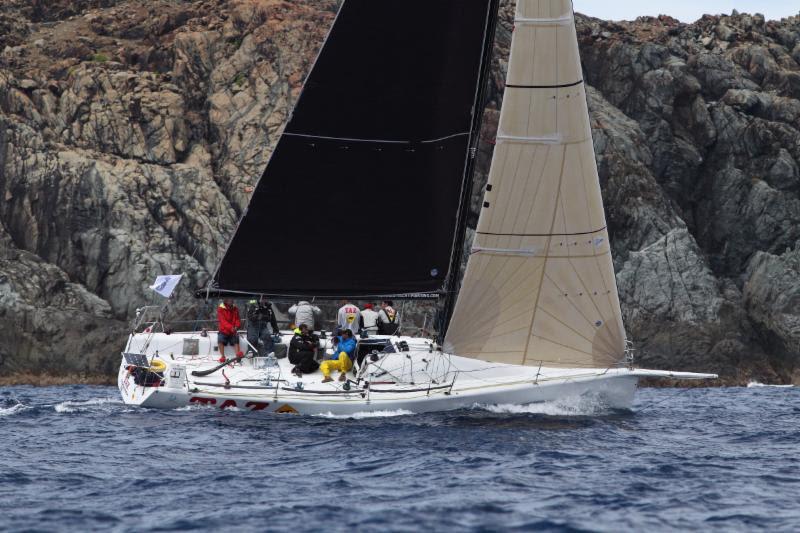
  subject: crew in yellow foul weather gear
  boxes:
[321,329,356,383]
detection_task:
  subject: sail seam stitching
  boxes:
[578,133,625,360]
[496,131,527,242]
[537,306,603,349]
[543,271,609,341]
[521,145,568,364]
[593,251,626,356]
[529,334,611,360]
[454,255,539,331]
[520,8,565,365]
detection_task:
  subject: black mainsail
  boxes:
[210,0,500,299]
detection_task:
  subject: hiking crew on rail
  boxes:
[214,298,402,380]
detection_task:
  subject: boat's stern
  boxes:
[117,355,190,409]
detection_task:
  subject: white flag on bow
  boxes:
[150,274,183,298]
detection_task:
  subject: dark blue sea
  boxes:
[1,385,798,532]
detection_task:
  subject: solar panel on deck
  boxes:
[123,353,149,367]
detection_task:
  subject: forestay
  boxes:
[445,0,627,368]
[211,0,499,298]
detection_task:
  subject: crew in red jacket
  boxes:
[217,298,243,362]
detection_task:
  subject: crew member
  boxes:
[377,300,399,335]
[320,329,356,383]
[288,324,320,377]
[337,299,361,334]
[288,300,322,330]
[246,296,280,357]
[217,298,243,362]
[360,303,379,336]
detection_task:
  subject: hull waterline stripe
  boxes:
[506,80,584,89]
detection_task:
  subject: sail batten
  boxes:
[445,0,628,368]
[514,15,572,26]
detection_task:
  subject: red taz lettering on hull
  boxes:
[220,400,238,409]
[190,397,217,405]
[245,402,269,411]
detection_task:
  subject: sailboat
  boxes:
[117,0,716,414]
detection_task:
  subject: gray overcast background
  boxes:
[573,0,798,22]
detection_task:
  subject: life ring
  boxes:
[148,359,167,373]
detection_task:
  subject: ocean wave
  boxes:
[747,381,794,388]
[315,409,414,419]
[2,384,800,530]
[54,397,122,413]
[0,403,29,418]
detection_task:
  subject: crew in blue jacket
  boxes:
[321,329,357,383]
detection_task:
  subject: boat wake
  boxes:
[54,398,122,413]
[747,381,794,388]
[316,409,415,420]
[173,404,218,412]
[479,395,616,417]
[0,402,29,418]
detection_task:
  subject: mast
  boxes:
[444,0,628,368]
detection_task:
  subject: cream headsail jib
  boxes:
[445,0,627,368]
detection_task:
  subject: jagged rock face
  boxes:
[745,243,800,356]
[0,0,337,376]
[0,221,124,375]
[1,1,799,383]
[572,12,800,382]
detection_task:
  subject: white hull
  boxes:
[118,332,715,416]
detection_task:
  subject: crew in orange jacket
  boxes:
[217,298,243,362]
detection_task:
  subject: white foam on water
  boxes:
[0,403,29,418]
[315,409,414,419]
[174,404,242,412]
[54,397,122,413]
[480,395,611,416]
[747,381,794,388]
[174,404,214,411]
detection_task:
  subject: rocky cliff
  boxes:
[1,1,799,384]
